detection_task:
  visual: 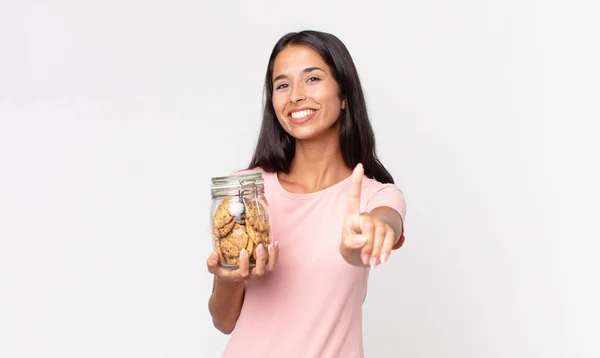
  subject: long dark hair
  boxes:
[248,30,395,184]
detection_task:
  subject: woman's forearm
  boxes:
[208,277,245,334]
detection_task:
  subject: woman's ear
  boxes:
[341,98,346,110]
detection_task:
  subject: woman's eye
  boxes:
[307,77,320,83]
[275,83,288,90]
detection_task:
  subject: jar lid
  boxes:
[210,172,264,191]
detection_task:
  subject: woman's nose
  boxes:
[289,84,306,103]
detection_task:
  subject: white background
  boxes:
[1,1,598,357]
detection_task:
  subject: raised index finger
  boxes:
[346,163,364,215]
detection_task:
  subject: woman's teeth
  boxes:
[290,109,314,119]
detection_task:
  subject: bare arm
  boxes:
[208,276,245,334]
[206,243,279,334]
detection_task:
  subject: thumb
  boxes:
[206,251,221,274]
[340,233,368,257]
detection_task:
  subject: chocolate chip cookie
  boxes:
[244,200,270,232]
[219,223,249,265]
[213,199,234,230]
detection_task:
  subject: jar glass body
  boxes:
[209,173,272,270]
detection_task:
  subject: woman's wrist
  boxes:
[214,276,244,297]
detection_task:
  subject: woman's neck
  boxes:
[279,131,352,194]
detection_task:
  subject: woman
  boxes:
[206,30,407,357]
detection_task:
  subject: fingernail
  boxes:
[369,256,378,269]
[210,252,218,262]
[353,235,367,247]
[381,253,388,263]
[257,244,264,255]
[240,248,247,258]
[268,244,274,254]
[362,254,370,265]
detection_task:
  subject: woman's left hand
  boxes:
[339,164,397,269]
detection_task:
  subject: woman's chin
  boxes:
[288,126,338,142]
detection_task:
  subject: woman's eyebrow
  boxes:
[273,67,326,83]
[303,66,325,74]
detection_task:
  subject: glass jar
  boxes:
[209,172,272,270]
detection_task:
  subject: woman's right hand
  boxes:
[206,242,279,282]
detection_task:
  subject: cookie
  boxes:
[213,218,235,238]
[223,255,239,266]
[246,222,271,246]
[245,222,260,245]
[213,199,234,229]
[246,238,254,258]
[214,236,224,263]
[219,223,249,265]
[245,200,270,232]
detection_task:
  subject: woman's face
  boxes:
[271,45,345,141]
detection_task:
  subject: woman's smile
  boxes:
[287,108,318,125]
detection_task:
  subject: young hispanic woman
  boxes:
[206,30,407,358]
